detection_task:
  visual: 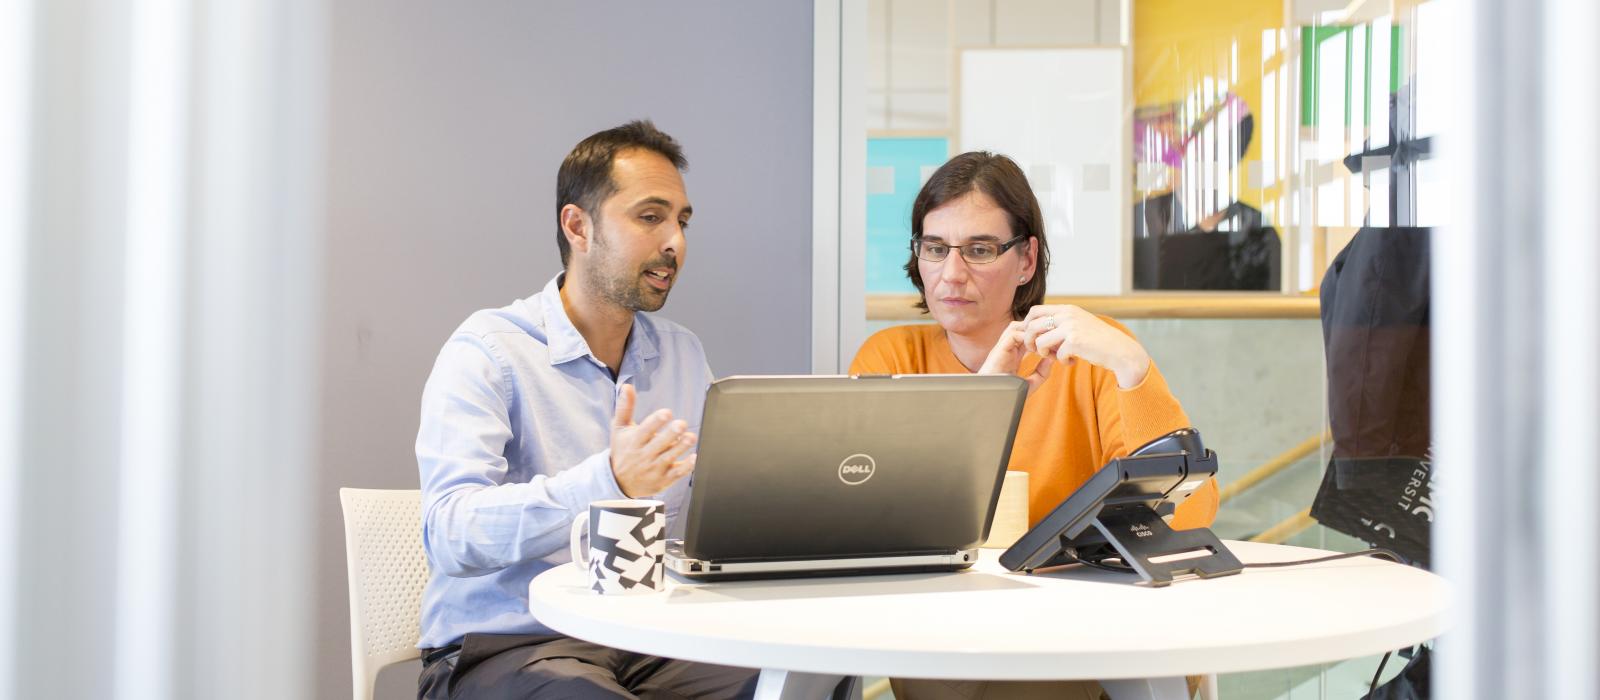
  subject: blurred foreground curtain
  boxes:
[0,1,325,698]
[1437,0,1600,698]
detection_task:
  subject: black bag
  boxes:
[1314,225,1434,568]
[1323,91,1436,698]
[1309,456,1433,568]
[1363,645,1431,700]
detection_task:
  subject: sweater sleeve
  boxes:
[1092,318,1220,529]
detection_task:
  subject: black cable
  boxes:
[1058,547,1403,575]
[1065,555,1135,574]
[1242,547,1404,569]
[1368,650,1392,697]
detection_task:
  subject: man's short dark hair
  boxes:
[906,151,1051,320]
[556,120,688,267]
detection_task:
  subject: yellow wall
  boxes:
[1133,0,1285,207]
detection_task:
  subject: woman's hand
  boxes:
[978,321,1055,394]
[1018,305,1152,389]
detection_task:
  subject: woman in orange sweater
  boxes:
[851,151,1218,698]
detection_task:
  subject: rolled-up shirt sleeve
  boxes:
[416,334,625,578]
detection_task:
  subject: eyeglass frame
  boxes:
[910,234,1030,265]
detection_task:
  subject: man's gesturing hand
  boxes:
[609,384,697,498]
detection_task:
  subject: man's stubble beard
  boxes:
[583,221,671,313]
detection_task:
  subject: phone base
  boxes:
[1048,504,1243,587]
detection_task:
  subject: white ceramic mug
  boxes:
[569,499,667,595]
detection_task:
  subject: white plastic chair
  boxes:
[340,488,430,700]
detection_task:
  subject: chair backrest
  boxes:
[339,488,429,700]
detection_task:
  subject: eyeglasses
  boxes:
[911,235,1028,265]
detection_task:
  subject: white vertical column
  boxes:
[2,0,325,697]
[182,1,324,697]
[0,0,35,693]
[813,0,842,373]
[114,0,190,696]
[813,0,867,375]
[838,0,868,366]
[1439,0,1600,698]
[1540,0,1600,696]
[1431,2,1487,695]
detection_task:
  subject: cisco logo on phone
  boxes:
[838,453,876,485]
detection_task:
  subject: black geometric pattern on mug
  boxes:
[589,505,665,593]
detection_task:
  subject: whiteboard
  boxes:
[960,48,1126,295]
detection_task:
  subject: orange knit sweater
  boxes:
[849,321,1220,530]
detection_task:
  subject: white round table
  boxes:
[529,541,1446,700]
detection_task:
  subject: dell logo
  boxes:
[838,454,876,485]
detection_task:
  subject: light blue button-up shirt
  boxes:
[415,274,712,649]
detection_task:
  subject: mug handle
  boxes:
[569,511,591,568]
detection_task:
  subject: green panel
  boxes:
[1301,24,1407,128]
[1345,25,1354,128]
[1364,24,1374,127]
[1301,27,1316,127]
[1391,25,1404,94]
[1300,26,1351,127]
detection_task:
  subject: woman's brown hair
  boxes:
[905,151,1050,320]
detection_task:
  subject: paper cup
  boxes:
[982,470,1029,549]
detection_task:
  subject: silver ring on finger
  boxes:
[1040,315,1057,331]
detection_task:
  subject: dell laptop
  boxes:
[665,374,1027,581]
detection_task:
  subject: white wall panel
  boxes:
[960,47,1126,295]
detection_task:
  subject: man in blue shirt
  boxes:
[416,121,757,699]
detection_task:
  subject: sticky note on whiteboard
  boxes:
[1082,163,1110,192]
[1028,163,1055,192]
[867,166,895,195]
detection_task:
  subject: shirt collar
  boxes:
[538,273,660,367]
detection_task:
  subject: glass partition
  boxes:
[857,1,1443,697]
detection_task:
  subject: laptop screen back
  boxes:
[681,374,1027,562]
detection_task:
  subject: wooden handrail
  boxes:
[863,678,892,699]
[866,293,1320,320]
[1249,507,1317,544]
[1218,430,1332,505]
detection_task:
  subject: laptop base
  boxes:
[664,540,978,582]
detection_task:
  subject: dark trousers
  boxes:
[418,633,760,700]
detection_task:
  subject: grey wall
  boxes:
[316,3,814,697]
